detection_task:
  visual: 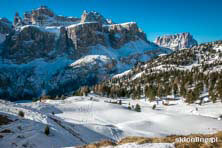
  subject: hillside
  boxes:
[87,40,222,104]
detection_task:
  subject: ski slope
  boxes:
[0,95,222,148]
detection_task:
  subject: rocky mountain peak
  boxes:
[80,10,111,25]
[13,6,80,27]
[34,5,55,17]
[13,12,24,27]
[154,32,198,50]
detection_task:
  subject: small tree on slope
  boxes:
[135,104,141,112]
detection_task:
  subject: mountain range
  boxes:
[0,6,198,101]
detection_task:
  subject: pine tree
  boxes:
[145,85,156,101]
[44,125,50,136]
[209,90,216,103]
[135,104,141,112]
[216,79,222,102]
[173,83,178,96]
[152,104,156,110]
[118,100,122,105]
[186,90,195,104]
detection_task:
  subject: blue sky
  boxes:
[0,0,221,43]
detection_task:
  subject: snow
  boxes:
[50,96,222,138]
[132,72,145,80]
[103,22,137,28]
[70,55,111,68]
[213,45,222,52]
[90,40,159,59]
[33,57,72,78]
[158,54,167,57]
[66,22,98,29]
[20,25,38,31]
[0,95,222,147]
[44,26,61,37]
[88,39,168,73]
[113,70,131,78]
[19,25,61,38]
[0,56,73,80]
[0,56,74,97]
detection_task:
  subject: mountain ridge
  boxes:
[155,32,198,51]
[88,40,222,104]
[0,6,172,101]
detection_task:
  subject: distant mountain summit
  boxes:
[14,6,80,27]
[154,32,198,51]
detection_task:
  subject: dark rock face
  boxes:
[3,26,56,62]
[154,32,198,50]
[67,22,106,51]
[57,27,70,52]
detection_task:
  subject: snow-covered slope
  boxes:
[107,41,222,104]
[70,55,112,68]
[0,95,222,148]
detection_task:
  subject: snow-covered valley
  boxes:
[0,95,221,148]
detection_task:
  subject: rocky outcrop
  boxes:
[3,26,56,61]
[104,22,147,49]
[20,6,80,26]
[67,22,106,51]
[80,10,111,25]
[24,5,54,25]
[13,12,24,27]
[154,32,198,50]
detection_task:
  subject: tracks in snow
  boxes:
[48,115,88,144]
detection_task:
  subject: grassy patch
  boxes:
[79,131,222,148]
[119,132,222,148]
[77,140,116,148]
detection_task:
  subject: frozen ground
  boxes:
[0,95,222,148]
